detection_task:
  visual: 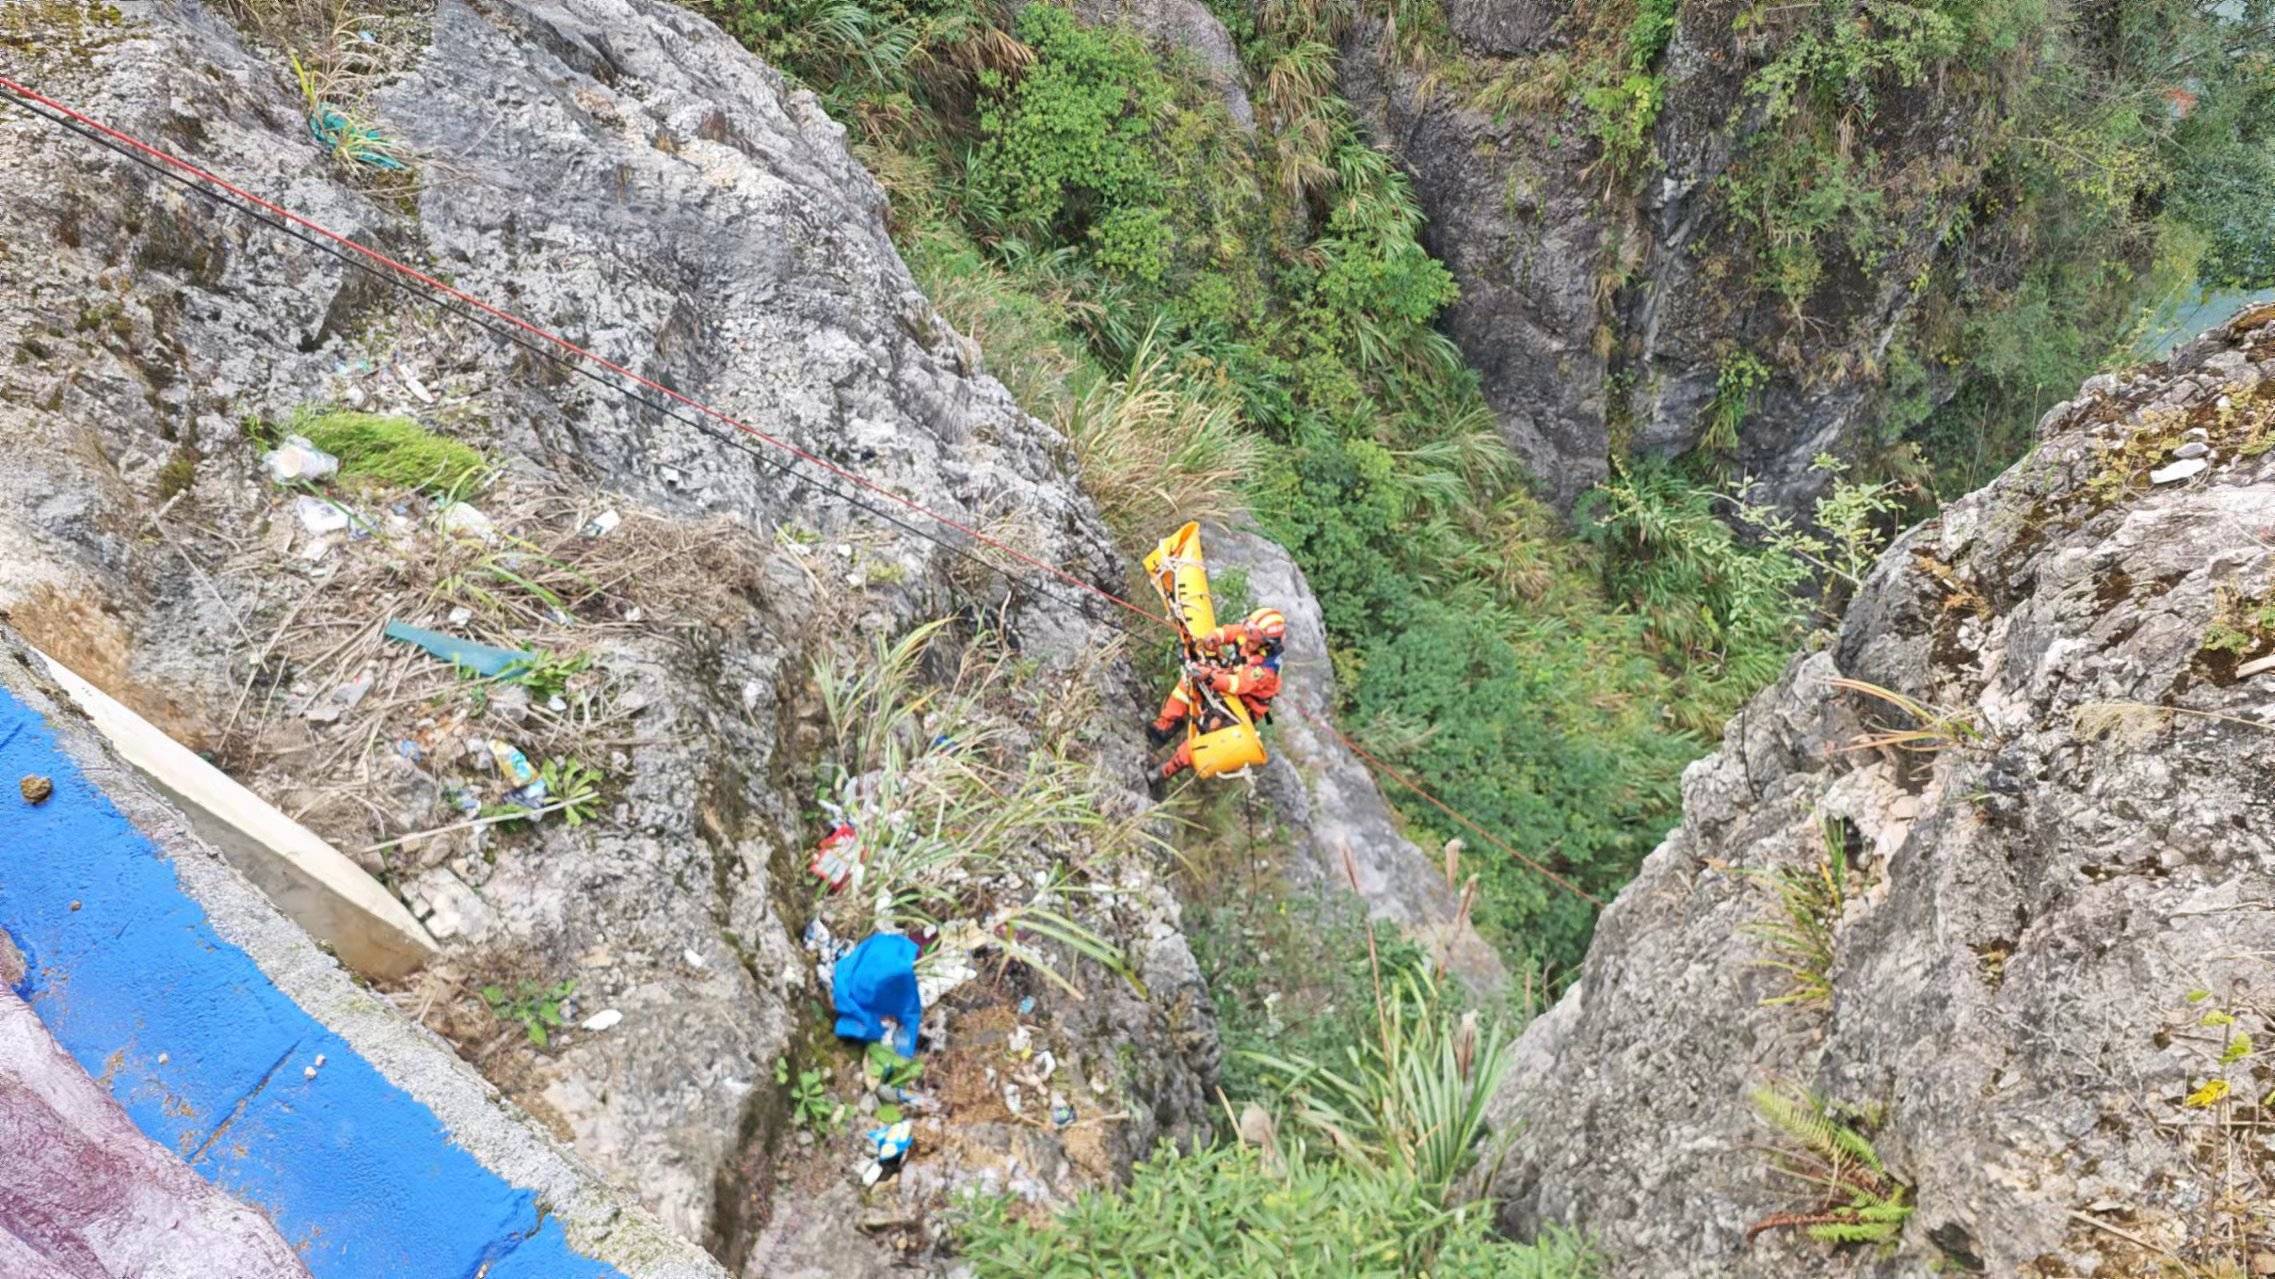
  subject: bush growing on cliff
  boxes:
[959,963,1595,1276]
[958,1142,1596,1276]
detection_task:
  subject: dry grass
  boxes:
[215,472,763,871]
[1060,331,1261,545]
[1826,676,1979,754]
[211,0,427,197]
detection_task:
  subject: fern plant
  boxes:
[1747,1086,1912,1249]
[1743,815,1849,1008]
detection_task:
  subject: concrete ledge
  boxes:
[0,630,729,1279]
[30,645,440,980]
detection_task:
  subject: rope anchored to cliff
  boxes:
[0,72,1603,912]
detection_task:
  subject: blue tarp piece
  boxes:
[382,621,533,678]
[833,934,921,1058]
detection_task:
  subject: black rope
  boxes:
[0,84,1156,646]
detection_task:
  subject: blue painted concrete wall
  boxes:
[0,687,631,1279]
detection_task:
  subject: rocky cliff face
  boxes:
[1338,4,1996,509]
[1485,306,2275,1275]
[0,1,1216,1271]
[1207,525,1506,990]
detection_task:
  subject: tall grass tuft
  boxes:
[1060,326,1261,543]
[1247,965,1514,1205]
[812,619,1156,997]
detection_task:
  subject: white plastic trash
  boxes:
[263,435,340,484]
[582,509,622,538]
[581,1009,623,1032]
[435,502,498,543]
[294,496,351,535]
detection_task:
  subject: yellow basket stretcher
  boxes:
[1143,523,1268,780]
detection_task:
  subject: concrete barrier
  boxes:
[29,646,440,979]
[0,636,728,1279]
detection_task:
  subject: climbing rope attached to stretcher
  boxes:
[0,72,1601,912]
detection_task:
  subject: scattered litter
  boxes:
[833,934,922,1058]
[306,675,374,725]
[436,502,498,543]
[683,947,709,970]
[1006,1024,1033,1058]
[443,786,481,817]
[1016,996,1036,1016]
[491,683,533,721]
[396,365,436,405]
[2152,457,2209,484]
[395,739,424,762]
[808,822,864,893]
[1049,1092,1075,1128]
[490,741,538,789]
[304,1065,318,1080]
[1031,1049,1057,1082]
[261,434,339,484]
[1003,1084,1023,1116]
[308,106,407,172]
[19,775,53,805]
[294,496,352,536]
[314,1054,326,1068]
[546,695,568,713]
[915,945,976,1006]
[582,509,622,538]
[863,1118,913,1164]
[582,1009,623,1032]
[447,606,473,626]
[858,1158,885,1187]
[383,621,535,678]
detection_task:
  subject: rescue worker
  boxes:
[1147,606,1287,791]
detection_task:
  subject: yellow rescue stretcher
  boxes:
[1143,522,1268,780]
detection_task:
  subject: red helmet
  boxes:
[1245,608,1288,643]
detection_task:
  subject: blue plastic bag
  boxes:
[833,934,921,1058]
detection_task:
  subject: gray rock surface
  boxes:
[1339,49,1611,508]
[1443,0,1567,55]
[0,0,1212,1271]
[1486,307,2275,1275]
[1339,6,1974,511]
[1206,525,1506,989]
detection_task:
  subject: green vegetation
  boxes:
[1248,965,1510,1204]
[774,1056,850,1131]
[1744,816,1850,1008]
[481,978,575,1047]
[1709,0,2275,492]
[960,926,1593,1275]
[959,1142,1595,1276]
[811,619,1150,998]
[1188,891,1432,1108]
[292,408,485,492]
[2202,587,2275,657]
[1748,1086,1913,1249]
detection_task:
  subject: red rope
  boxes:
[0,73,1167,630]
[0,74,1604,913]
[1298,708,1603,906]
